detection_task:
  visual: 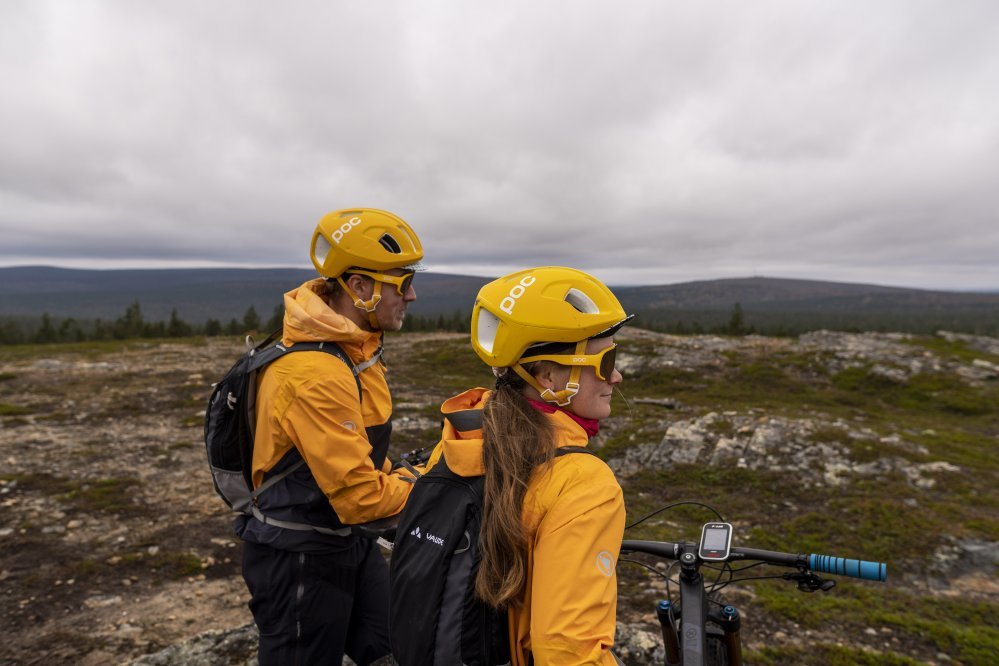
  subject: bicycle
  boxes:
[619,501,888,666]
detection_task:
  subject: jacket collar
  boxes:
[435,388,591,477]
[281,278,382,360]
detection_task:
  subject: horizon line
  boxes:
[1,263,997,295]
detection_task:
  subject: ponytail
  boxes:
[475,366,556,608]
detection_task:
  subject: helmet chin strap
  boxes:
[336,276,383,330]
[512,340,586,407]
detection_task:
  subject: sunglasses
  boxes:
[347,269,415,297]
[520,343,618,381]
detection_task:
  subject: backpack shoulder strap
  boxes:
[444,408,484,433]
[240,340,363,466]
[251,339,362,400]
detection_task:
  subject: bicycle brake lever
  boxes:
[784,571,837,593]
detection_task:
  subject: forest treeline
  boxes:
[0,300,994,345]
[0,302,750,345]
[0,301,474,345]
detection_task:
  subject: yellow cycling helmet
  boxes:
[471,266,633,405]
[310,208,425,278]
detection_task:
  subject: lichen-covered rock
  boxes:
[128,623,257,666]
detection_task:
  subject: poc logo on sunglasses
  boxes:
[500,275,536,315]
[332,217,362,244]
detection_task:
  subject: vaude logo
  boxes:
[410,526,444,546]
[499,275,536,315]
[332,216,362,244]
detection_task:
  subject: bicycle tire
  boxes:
[705,630,729,666]
[670,592,731,666]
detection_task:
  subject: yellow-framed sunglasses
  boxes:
[346,269,415,297]
[519,343,618,381]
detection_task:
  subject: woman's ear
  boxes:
[531,361,563,391]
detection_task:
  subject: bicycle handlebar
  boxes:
[621,540,887,582]
[808,554,886,582]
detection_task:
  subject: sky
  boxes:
[1,1,998,291]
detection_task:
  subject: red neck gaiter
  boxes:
[526,398,600,438]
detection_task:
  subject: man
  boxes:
[236,208,425,665]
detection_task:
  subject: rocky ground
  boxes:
[1,330,996,665]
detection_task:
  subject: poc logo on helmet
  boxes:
[331,216,362,244]
[499,275,536,315]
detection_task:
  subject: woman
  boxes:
[421,266,631,665]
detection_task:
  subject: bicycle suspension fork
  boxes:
[656,599,681,666]
[714,604,742,665]
[656,551,744,665]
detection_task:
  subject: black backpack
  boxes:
[204,331,360,521]
[389,442,593,666]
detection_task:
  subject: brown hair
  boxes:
[475,364,557,608]
[323,277,343,299]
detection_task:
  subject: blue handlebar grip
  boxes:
[809,554,887,581]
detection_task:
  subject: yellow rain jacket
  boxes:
[427,388,625,665]
[235,278,414,552]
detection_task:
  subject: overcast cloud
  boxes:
[1,0,998,290]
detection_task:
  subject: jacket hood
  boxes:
[431,388,591,477]
[434,388,490,476]
[282,278,381,356]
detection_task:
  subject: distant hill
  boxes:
[614,277,999,335]
[615,276,999,310]
[0,266,489,324]
[1,267,997,336]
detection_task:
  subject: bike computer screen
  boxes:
[698,522,733,561]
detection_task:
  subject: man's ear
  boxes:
[345,274,371,298]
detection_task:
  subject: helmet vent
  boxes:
[475,309,501,354]
[378,233,402,254]
[564,288,600,314]
[313,235,332,266]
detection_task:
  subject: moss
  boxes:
[0,336,208,361]
[1,472,59,491]
[806,424,853,445]
[749,644,923,666]
[914,429,999,471]
[754,585,999,666]
[389,426,442,456]
[59,477,146,517]
[705,417,737,439]
[619,365,703,397]
[844,436,896,464]
[0,371,17,381]
[832,367,996,417]
[904,335,999,365]
[148,551,205,579]
[0,403,32,416]
[69,558,103,578]
[963,516,999,540]
[624,466,795,538]
[181,414,203,427]
[745,490,944,566]
[596,421,650,461]
[393,337,490,396]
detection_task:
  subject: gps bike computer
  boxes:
[698,522,733,561]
